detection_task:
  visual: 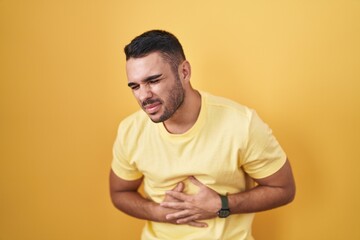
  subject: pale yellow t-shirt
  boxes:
[112,92,286,240]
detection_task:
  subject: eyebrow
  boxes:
[127,74,163,87]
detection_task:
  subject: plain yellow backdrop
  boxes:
[1,0,359,239]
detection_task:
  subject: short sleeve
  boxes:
[241,110,287,179]
[111,124,143,180]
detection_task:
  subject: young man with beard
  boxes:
[109,30,295,240]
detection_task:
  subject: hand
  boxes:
[160,176,221,225]
[160,181,208,228]
[163,181,185,203]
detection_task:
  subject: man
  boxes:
[109,30,295,240]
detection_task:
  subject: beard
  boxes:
[144,77,184,123]
[156,80,184,123]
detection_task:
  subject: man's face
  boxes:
[126,52,185,123]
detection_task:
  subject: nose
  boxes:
[138,85,153,103]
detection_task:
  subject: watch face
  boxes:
[218,209,230,218]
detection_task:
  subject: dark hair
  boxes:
[124,30,186,73]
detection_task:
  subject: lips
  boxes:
[143,101,161,114]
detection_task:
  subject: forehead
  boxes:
[126,52,170,82]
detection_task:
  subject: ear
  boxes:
[179,60,191,82]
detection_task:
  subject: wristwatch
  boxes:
[217,194,231,218]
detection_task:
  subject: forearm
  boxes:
[228,183,295,214]
[111,190,162,221]
[229,160,296,214]
[111,190,208,227]
[109,171,208,228]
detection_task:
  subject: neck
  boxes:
[163,89,201,134]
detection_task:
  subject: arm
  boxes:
[228,159,295,213]
[109,170,156,221]
[109,169,208,227]
[161,159,295,223]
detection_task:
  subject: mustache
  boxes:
[142,98,162,108]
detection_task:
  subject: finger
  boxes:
[188,176,205,188]
[166,209,191,220]
[187,221,208,228]
[165,190,188,201]
[173,182,184,192]
[163,182,185,202]
[160,201,187,210]
[176,213,201,224]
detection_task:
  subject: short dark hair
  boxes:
[124,30,186,73]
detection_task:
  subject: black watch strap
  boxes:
[217,194,231,218]
[220,195,229,209]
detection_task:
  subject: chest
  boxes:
[131,125,247,193]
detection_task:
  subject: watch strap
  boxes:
[219,194,229,210]
[217,194,231,218]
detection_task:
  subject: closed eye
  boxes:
[145,74,163,85]
[128,83,139,90]
[127,74,163,90]
[149,79,160,84]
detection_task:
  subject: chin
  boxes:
[149,118,159,123]
[148,114,162,123]
[149,113,171,123]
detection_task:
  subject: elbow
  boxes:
[284,183,296,205]
[288,188,296,204]
[109,191,119,209]
[110,189,127,208]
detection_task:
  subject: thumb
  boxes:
[172,181,184,192]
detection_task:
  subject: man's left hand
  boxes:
[160,176,221,224]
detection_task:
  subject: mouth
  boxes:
[143,100,162,114]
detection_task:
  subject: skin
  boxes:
[125,52,201,134]
[109,51,296,228]
[161,160,295,224]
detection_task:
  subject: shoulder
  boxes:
[120,109,148,125]
[202,92,254,121]
[117,110,151,137]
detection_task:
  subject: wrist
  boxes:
[154,202,168,222]
[217,194,231,218]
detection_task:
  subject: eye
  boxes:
[149,79,160,84]
[129,84,139,90]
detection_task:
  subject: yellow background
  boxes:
[1,0,359,239]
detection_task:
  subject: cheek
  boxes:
[152,83,171,98]
[131,91,142,104]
